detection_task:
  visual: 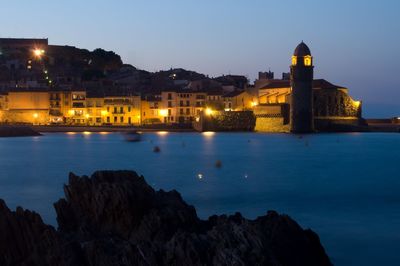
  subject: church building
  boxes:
[254,42,363,132]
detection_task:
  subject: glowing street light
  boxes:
[33,113,38,118]
[159,109,168,117]
[205,108,214,116]
[33,49,45,58]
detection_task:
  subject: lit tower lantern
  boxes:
[290,41,314,133]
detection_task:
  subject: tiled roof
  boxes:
[259,79,342,90]
[222,90,245,98]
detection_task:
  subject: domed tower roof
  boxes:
[293,41,311,56]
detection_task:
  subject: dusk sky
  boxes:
[1,0,399,117]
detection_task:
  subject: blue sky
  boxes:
[0,0,399,117]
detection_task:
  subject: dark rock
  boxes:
[0,126,41,137]
[0,170,332,266]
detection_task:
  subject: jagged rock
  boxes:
[0,170,332,266]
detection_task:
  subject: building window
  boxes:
[168,109,171,116]
[128,106,131,112]
[186,108,190,115]
[186,100,190,106]
[180,100,184,107]
[168,101,172,107]
[120,107,123,113]
[114,117,117,123]
[120,117,123,123]
[304,56,312,66]
[168,93,172,100]
[107,117,110,123]
[291,56,297,66]
[128,117,131,124]
[114,107,117,113]
[180,108,184,115]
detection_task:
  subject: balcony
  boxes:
[72,102,85,108]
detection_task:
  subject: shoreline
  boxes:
[33,125,398,133]
[31,125,195,133]
[0,124,398,136]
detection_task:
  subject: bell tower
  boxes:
[290,42,314,133]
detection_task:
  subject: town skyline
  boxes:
[1,1,399,117]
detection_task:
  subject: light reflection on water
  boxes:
[0,132,399,266]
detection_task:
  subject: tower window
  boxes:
[304,56,312,66]
[291,56,297,66]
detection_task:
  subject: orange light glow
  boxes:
[291,56,297,66]
[304,55,312,66]
[202,131,215,137]
[33,49,45,57]
[159,109,168,117]
[205,108,213,116]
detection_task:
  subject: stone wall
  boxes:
[193,111,255,131]
[255,117,290,132]
[3,110,49,125]
[253,103,290,132]
[313,89,361,118]
[315,118,367,132]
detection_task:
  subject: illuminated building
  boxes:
[2,89,50,125]
[253,42,363,132]
[222,90,254,111]
[65,90,87,125]
[85,96,104,125]
[141,95,164,124]
[161,90,206,124]
[103,95,141,125]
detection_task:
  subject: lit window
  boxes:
[291,56,297,66]
[304,56,312,66]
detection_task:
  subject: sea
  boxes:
[0,132,399,265]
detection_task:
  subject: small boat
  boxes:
[123,130,141,142]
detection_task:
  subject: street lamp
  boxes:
[33,49,45,59]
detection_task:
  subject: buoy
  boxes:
[215,160,222,168]
[153,146,161,153]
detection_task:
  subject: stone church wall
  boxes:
[193,111,256,132]
[313,89,361,117]
[255,117,290,132]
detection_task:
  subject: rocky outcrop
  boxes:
[0,125,41,137]
[0,170,332,266]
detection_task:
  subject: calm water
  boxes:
[0,132,399,265]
